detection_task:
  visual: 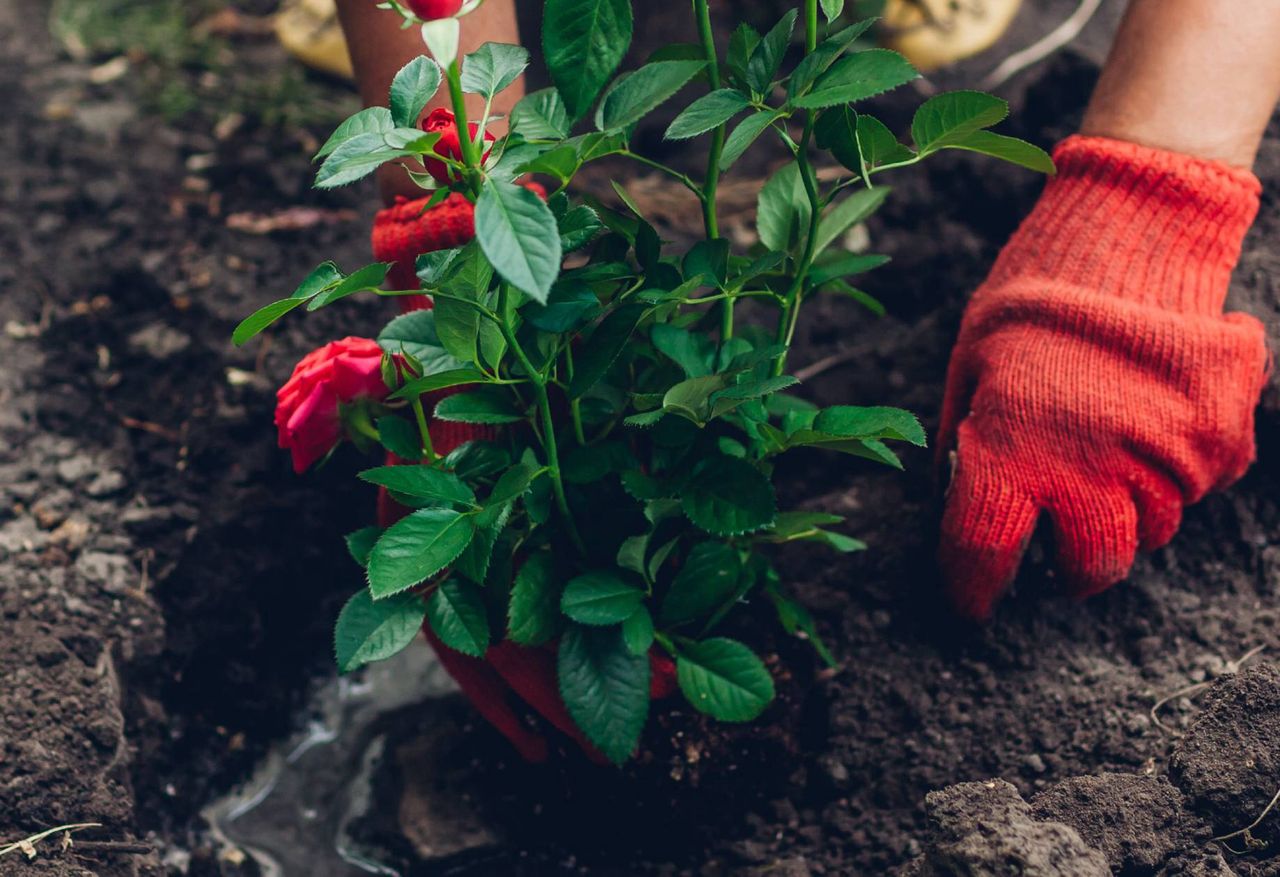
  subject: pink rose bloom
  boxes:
[275,337,388,473]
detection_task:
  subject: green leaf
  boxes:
[378,310,466,375]
[433,388,524,424]
[682,239,730,288]
[621,606,655,655]
[485,459,543,507]
[315,132,411,189]
[358,465,476,507]
[820,0,845,22]
[823,280,885,315]
[911,90,1008,154]
[568,303,647,398]
[306,262,392,310]
[808,253,889,286]
[376,416,423,461]
[726,24,762,87]
[316,107,395,159]
[542,0,633,119]
[745,9,797,94]
[524,280,599,332]
[453,500,510,585]
[765,585,837,667]
[757,161,812,253]
[660,542,742,626]
[389,56,442,127]
[561,570,645,625]
[558,624,650,764]
[345,526,382,568]
[334,590,426,673]
[681,456,776,536]
[663,374,730,424]
[676,637,774,721]
[475,179,562,303]
[510,87,572,139]
[652,324,713,378]
[789,19,877,98]
[814,185,889,254]
[367,509,477,599]
[709,375,798,418]
[558,205,604,252]
[719,110,782,171]
[855,113,915,171]
[812,405,926,445]
[814,104,861,171]
[793,48,918,110]
[426,578,490,657]
[665,88,750,140]
[389,367,487,401]
[460,42,529,99]
[442,442,510,482]
[232,298,304,345]
[598,60,707,132]
[508,553,561,645]
[946,130,1056,174]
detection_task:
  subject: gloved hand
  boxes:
[938,135,1269,620]
[371,194,678,762]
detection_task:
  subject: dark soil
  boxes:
[5,0,1280,875]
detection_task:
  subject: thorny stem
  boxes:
[496,286,586,554]
[773,0,823,377]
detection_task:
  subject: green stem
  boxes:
[496,286,587,554]
[565,343,587,445]
[444,60,482,196]
[773,0,823,377]
[410,397,437,462]
[691,0,732,340]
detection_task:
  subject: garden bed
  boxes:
[6,0,1280,874]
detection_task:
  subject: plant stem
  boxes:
[496,286,586,554]
[564,343,587,445]
[444,59,482,196]
[773,0,823,377]
[691,0,733,341]
[410,396,437,461]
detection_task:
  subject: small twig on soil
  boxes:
[118,415,182,443]
[0,823,102,860]
[1150,644,1267,736]
[1214,785,1280,854]
[71,840,154,855]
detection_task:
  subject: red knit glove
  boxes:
[371,194,678,762]
[938,136,1269,620]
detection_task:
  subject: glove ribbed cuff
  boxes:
[987,135,1261,316]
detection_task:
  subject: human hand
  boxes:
[937,136,1268,619]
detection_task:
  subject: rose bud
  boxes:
[420,107,496,185]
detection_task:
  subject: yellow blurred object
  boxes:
[274,0,355,79]
[881,0,1023,72]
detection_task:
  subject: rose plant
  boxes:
[235,0,1051,763]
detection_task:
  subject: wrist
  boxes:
[987,135,1260,316]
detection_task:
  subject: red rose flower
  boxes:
[275,337,388,473]
[420,107,496,185]
[405,0,463,20]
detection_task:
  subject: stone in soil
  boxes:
[1171,663,1280,838]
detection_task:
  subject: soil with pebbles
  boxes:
[6,0,1280,874]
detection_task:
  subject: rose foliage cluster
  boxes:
[237,0,1051,763]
